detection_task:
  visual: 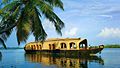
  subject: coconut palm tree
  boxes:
[0,0,64,48]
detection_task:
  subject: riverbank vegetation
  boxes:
[104,44,120,48]
[0,44,120,49]
[90,44,120,48]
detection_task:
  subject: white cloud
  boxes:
[101,7,120,14]
[58,0,120,21]
[98,15,112,18]
[65,27,78,36]
[98,27,120,38]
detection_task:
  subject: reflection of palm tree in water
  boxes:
[0,52,2,61]
[25,53,104,68]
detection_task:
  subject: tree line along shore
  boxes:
[104,44,120,48]
[0,44,120,49]
[91,44,120,48]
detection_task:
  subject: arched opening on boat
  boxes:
[31,45,35,50]
[36,45,39,50]
[49,44,56,50]
[31,45,33,50]
[52,44,56,50]
[60,43,67,49]
[40,45,42,50]
[69,42,76,49]
[79,39,87,49]
[49,44,52,50]
[36,45,42,50]
[33,45,37,50]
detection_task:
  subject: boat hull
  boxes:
[25,48,104,56]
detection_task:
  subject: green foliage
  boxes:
[0,38,7,49]
[104,44,120,48]
[0,0,64,48]
[90,44,120,48]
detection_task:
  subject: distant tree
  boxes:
[0,0,64,48]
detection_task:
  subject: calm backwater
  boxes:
[0,48,120,68]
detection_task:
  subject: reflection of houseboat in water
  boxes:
[25,53,104,68]
[24,38,104,55]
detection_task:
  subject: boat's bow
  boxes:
[89,45,104,54]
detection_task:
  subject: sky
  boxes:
[1,0,120,47]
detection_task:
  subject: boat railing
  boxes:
[99,45,104,48]
[88,45,104,49]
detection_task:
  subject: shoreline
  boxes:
[0,45,120,49]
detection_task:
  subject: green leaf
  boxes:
[43,0,64,10]
[0,0,64,46]
[31,7,47,41]
[37,1,64,35]
[0,38,7,49]
[16,13,31,45]
[1,1,20,12]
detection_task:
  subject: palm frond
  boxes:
[15,2,33,45]
[16,13,31,45]
[37,1,64,35]
[0,38,7,49]
[43,0,64,10]
[0,5,20,35]
[0,15,16,40]
[0,0,64,46]
[31,7,47,42]
[1,1,21,13]
[1,0,11,4]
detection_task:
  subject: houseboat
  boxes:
[24,38,104,55]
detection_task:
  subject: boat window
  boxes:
[39,45,42,49]
[69,42,75,49]
[36,45,41,50]
[61,44,64,48]
[31,45,34,50]
[79,39,87,49]
[64,45,67,48]
[49,44,51,50]
[61,43,67,48]
[79,43,86,48]
[52,44,56,50]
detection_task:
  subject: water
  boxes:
[0,48,120,68]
